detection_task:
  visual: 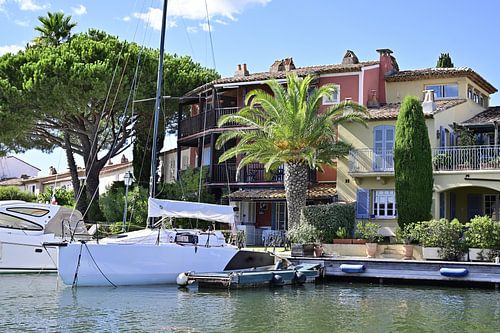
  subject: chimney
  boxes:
[49,166,57,175]
[270,59,284,73]
[422,90,436,113]
[235,63,249,77]
[283,58,295,71]
[376,48,398,104]
[121,154,129,164]
[342,50,359,65]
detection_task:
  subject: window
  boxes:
[425,84,459,99]
[202,147,211,166]
[6,208,49,217]
[0,212,43,231]
[373,190,397,218]
[484,194,499,221]
[322,85,340,105]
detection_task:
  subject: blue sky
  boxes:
[2,0,500,175]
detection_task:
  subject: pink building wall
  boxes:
[362,66,380,105]
[319,74,360,110]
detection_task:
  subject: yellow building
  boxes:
[337,58,498,234]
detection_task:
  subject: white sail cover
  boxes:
[148,198,235,224]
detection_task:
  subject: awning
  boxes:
[228,184,337,201]
[148,198,235,224]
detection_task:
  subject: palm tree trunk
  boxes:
[284,162,309,229]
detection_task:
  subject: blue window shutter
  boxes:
[450,132,455,146]
[356,189,370,219]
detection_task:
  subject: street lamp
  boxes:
[122,171,134,232]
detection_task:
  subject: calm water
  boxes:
[0,274,498,333]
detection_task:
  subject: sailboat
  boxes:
[56,0,273,287]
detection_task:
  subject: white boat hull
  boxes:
[0,234,58,273]
[58,242,239,286]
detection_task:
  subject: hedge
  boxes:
[300,202,355,243]
[0,186,36,202]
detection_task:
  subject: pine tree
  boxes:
[436,53,454,68]
[394,96,433,228]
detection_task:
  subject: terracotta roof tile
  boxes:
[0,178,24,186]
[386,67,497,94]
[462,106,500,125]
[184,61,379,97]
[367,99,466,120]
[228,184,336,201]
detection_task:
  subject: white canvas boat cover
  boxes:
[148,198,235,224]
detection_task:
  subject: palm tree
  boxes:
[34,12,77,46]
[216,74,367,229]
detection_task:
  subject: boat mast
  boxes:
[149,0,169,201]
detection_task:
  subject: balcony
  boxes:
[179,107,240,138]
[348,145,500,174]
[209,163,284,184]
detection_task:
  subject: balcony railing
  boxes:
[349,145,500,173]
[432,146,500,171]
[179,107,240,138]
[210,163,284,184]
[349,148,394,173]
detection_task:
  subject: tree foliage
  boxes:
[0,186,36,201]
[0,27,217,221]
[436,53,454,68]
[216,74,367,228]
[394,96,433,228]
[157,167,215,203]
[34,12,77,46]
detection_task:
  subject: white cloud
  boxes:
[15,0,47,11]
[199,22,211,32]
[133,7,177,31]
[122,16,131,22]
[14,19,29,27]
[133,0,269,30]
[186,26,198,33]
[71,4,86,16]
[0,44,23,56]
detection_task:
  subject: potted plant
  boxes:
[414,218,468,261]
[355,221,382,258]
[333,227,352,244]
[395,224,417,260]
[465,216,498,261]
[288,222,320,257]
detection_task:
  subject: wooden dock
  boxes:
[290,257,500,288]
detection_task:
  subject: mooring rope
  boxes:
[83,243,117,288]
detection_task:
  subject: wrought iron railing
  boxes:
[179,107,240,138]
[349,145,500,173]
[210,163,285,183]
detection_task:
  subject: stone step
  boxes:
[381,253,403,259]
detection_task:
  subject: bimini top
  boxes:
[148,198,235,224]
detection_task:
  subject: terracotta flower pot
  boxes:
[333,239,352,244]
[366,242,377,258]
[352,239,367,245]
[403,244,414,260]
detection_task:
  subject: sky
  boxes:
[2,0,500,175]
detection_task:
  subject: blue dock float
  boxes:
[178,263,322,289]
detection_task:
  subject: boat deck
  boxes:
[181,263,321,289]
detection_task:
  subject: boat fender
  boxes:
[292,271,307,285]
[271,274,284,286]
[176,272,189,286]
[439,267,469,277]
[340,264,365,273]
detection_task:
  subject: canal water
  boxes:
[0,274,498,332]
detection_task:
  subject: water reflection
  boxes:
[0,275,498,332]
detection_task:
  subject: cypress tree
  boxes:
[436,53,454,68]
[394,96,433,228]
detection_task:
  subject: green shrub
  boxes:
[0,186,36,201]
[288,222,320,244]
[465,216,496,248]
[355,221,382,243]
[395,224,418,244]
[414,218,467,260]
[37,187,75,207]
[300,203,355,243]
[100,185,148,228]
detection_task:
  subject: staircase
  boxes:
[380,245,404,259]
